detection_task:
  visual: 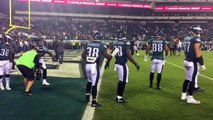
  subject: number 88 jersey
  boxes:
[149,38,166,60]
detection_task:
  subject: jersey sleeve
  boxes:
[194,37,201,43]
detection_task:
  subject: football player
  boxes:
[106,30,140,103]
[36,40,56,86]
[82,31,116,107]
[145,31,169,90]
[0,35,12,90]
[182,35,204,93]
[181,25,206,104]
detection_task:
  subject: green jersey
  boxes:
[184,35,201,61]
[149,38,166,60]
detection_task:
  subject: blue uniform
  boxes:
[114,40,130,65]
[184,36,201,62]
[149,38,166,60]
[84,40,106,64]
[0,44,11,61]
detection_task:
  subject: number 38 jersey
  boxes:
[183,36,201,61]
[0,44,11,61]
[113,39,130,64]
[84,40,106,64]
[149,38,166,60]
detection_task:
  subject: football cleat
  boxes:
[85,95,90,102]
[42,80,50,86]
[149,84,153,88]
[181,94,187,100]
[24,91,32,96]
[194,87,204,92]
[0,84,5,90]
[187,97,200,104]
[5,86,11,91]
[91,101,102,107]
[156,86,162,90]
[116,98,127,103]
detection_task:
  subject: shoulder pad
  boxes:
[126,41,130,45]
[195,38,201,42]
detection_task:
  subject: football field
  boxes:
[0,50,212,120]
[93,51,213,120]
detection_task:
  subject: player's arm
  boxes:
[103,49,112,61]
[81,49,86,59]
[46,50,56,61]
[164,44,169,57]
[145,44,151,56]
[194,43,203,65]
[194,42,206,70]
[126,46,140,70]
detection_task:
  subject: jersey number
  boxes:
[0,49,9,56]
[152,43,163,52]
[87,47,99,57]
[185,42,190,52]
[115,46,123,57]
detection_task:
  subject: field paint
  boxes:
[81,59,107,120]
[166,61,213,81]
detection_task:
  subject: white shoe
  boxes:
[187,97,201,104]
[0,85,4,90]
[6,86,11,91]
[181,93,187,100]
[42,80,50,86]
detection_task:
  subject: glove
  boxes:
[111,48,119,57]
[135,64,140,71]
[105,60,110,69]
[201,65,206,71]
[144,55,148,62]
[162,60,166,65]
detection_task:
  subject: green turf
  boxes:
[93,50,213,120]
[0,75,87,120]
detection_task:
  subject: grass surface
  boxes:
[0,75,87,120]
[93,50,213,120]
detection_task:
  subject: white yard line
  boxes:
[166,61,213,81]
[81,59,107,120]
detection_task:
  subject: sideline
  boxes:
[166,61,213,81]
[81,59,107,120]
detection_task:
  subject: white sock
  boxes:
[6,77,10,87]
[117,96,122,99]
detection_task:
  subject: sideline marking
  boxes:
[166,61,213,81]
[5,0,31,34]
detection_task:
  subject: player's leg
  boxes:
[90,63,101,107]
[150,59,156,88]
[181,60,192,100]
[39,58,50,86]
[17,65,34,96]
[187,62,200,104]
[5,61,12,90]
[0,61,4,90]
[115,64,128,103]
[85,64,92,102]
[156,60,163,90]
[194,64,204,92]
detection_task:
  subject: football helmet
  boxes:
[190,25,202,36]
[154,31,164,37]
[117,30,126,39]
[93,31,102,40]
[37,44,44,52]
